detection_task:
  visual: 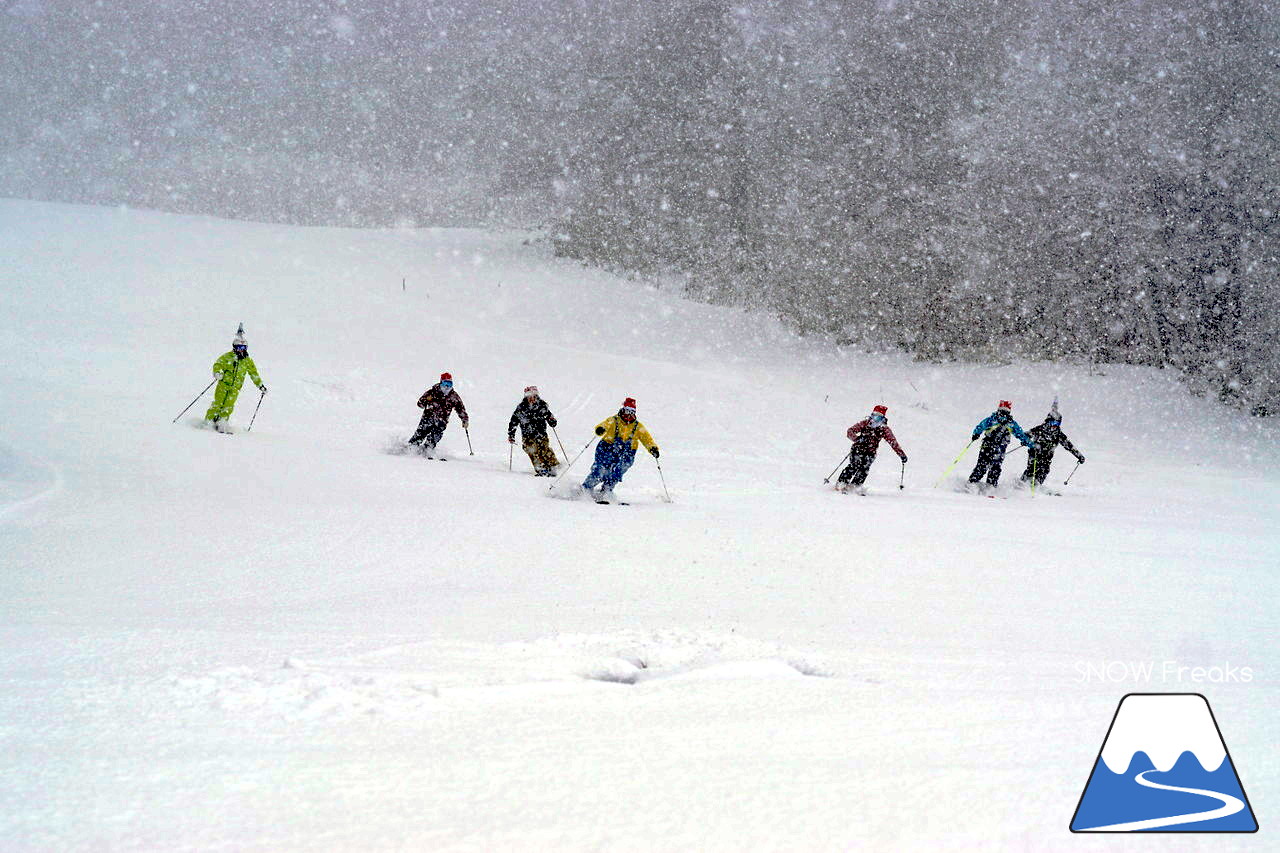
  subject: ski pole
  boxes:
[823,450,852,484]
[1064,461,1081,485]
[1030,456,1037,496]
[899,459,906,490]
[172,378,218,423]
[551,426,569,464]
[246,388,266,432]
[655,456,672,503]
[508,440,514,472]
[934,439,976,487]
[548,437,596,490]
[464,425,474,455]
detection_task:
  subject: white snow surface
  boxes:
[2,199,1277,851]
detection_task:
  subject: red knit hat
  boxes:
[622,397,637,411]
[997,400,1011,411]
[441,372,452,382]
[872,405,888,416]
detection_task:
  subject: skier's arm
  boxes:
[455,395,469,427]
[972,415,994,441]
[1011,421,1035,448]
[507,407,520,441]
[212,352,233,378]
[846,418,868,442]
[417,390,431,409]
[594,416,613,438]
[1062,433,1084,461]
[246,358,264,389]
[636,424,659,456]
[882,425,907,459]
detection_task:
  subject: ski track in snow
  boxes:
[0,439,62,521]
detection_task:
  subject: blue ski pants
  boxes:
[583,440,637,490]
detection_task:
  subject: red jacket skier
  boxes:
[407,372,469,455]
[836,404,907,493]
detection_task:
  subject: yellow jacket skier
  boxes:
[582,397,658,501]
[206,327,266,432]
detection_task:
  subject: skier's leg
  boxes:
[408,413,434,445]
[582,441,614,489]
[536,437,560,470]
[836,452,859,485]
[986,450,1004,486]
[422,420,447,453]
[205,382,235,422]
[849,454,874,486]
[533,438,558,474]
[602,447,637,490]
[204,385,226,422]
[1034,452,1053,484]
[968,445,991,483]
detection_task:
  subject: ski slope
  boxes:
[2,198,1277,851]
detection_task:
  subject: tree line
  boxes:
[3,0,1275,411]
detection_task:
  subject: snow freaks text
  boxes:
[1075,662,1254,684]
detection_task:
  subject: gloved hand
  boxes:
[1028,442,1038,451]
[462,420,470,430]
[508,436,516,444]
[259,385,268,394]
[595,426,606,436]
[971,433,980,442]
[899,454,908,464]
[1077,454,1086,463]
[649,447,660,459]
[548,418,558,428]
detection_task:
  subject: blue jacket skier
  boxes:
[968,400,1036,487]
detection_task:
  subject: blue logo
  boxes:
[1071,693,1258,832]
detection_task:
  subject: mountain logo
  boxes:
[1070,693,1258,832]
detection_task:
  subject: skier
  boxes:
[967,400,1036,490]
[835,404,908,494]
[1019,401,1085,488]
[508,386,560,476]
[205,326,266,433]
[407,372,468,456]
[582,397,659,502]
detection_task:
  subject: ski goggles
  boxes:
[440,381,453,390]
[232,344,248,355]
[869,414,886,425]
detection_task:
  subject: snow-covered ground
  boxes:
[2,199,1276,851]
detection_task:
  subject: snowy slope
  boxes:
[2,199,1277,851]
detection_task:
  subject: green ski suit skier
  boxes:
[205,330,266,430]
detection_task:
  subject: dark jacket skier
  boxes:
[836,405,907,492]
[508,386,560,476]
[968,400,1036,487]
[408,372,468,453]
[1020,402,1084,485]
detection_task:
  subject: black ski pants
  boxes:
[1020,448,1054,484]
[968,440,1009,485]
[409,415,447,449]
[838,452,876,486]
